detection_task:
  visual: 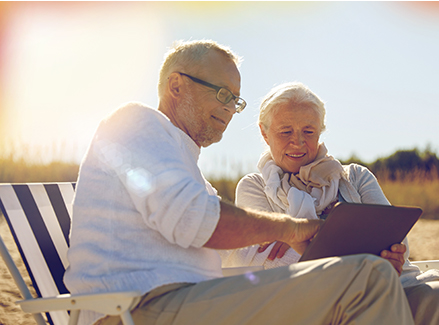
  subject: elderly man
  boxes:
[64,40,414,325]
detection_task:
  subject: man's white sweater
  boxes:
[64,103,222,324]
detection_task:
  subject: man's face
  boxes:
[177,51,241,148]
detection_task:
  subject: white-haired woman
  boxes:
[219,82,439,325]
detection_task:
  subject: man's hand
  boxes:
[259,219,322,258]
[282,218,323,255]
[380,243,406,276]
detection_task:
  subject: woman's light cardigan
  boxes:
[218,164,437,288]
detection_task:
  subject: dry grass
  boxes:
[0,142,79,183]
[379,178,439,219]
[0,157,79,183]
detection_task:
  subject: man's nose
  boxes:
[223,101,237,115]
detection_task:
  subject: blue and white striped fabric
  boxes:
[0,182,75,325]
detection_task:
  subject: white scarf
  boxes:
[258,143,361,217]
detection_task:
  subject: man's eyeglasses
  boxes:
[179,73,246,113]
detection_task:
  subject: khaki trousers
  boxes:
[404,280,439,325]
[98,254,414,325]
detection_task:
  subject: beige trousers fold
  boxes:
[404,280,439,325]
[98,254,414,325]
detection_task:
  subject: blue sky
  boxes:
[1,2,438,178]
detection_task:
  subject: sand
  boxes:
[0,217,438,325]
[1,218,39,325]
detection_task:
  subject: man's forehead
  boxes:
[199,51,241,92]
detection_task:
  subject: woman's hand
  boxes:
[258,241,291,260]
[380,243,406,276]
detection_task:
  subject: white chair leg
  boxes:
[0,235,46,325]
[120,310,135,325]
[32,313,47,325]
[68,309,80,325]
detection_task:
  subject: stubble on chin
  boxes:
[199,131,222,148]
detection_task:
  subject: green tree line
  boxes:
[340,147,439,181]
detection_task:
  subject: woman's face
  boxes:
[261,103,322,174]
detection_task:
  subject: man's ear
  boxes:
[259,124,270,145]
[168,72,184,99]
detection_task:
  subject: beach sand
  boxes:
[1,217,438,325]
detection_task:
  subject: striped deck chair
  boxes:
[0,183,141,325]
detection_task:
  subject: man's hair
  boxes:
[157,39,242,98]
[258,82,326,134]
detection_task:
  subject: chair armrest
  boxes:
[411,260,439,272]
[17,290,142,316]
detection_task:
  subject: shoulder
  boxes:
[342,163,389,205]
[96,102,179,141]
[342,163,380,192]
[235,173,265,204]
[235,173,276,210]
[102,102,169,129]
[343,163,375,181]
[236,173,265,191]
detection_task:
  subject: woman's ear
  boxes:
[259,124,270,145]
[168,72,184,99]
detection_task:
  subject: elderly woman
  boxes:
[219,82,439,324]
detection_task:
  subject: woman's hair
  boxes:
[157,39,242,98]
[258,82,326,134]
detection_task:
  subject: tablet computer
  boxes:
[299,202,422,262]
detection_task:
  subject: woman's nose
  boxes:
[289,133,303,146]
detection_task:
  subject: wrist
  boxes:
[277,215,297,244]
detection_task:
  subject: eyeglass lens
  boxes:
[217,88,246,112]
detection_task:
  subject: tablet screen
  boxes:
[299,202,422,262]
